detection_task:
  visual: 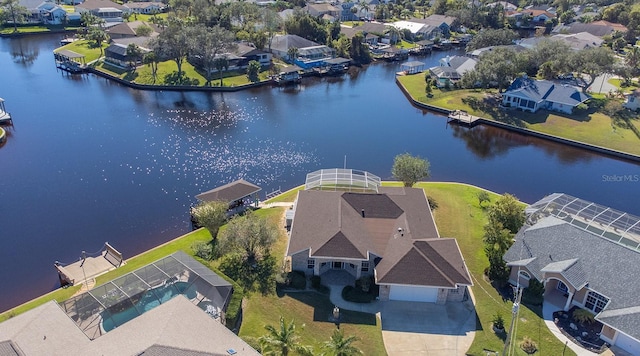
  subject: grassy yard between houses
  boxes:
[55,39,108,63]
[398,74,640,156]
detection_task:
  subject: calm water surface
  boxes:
[0,35,638,312]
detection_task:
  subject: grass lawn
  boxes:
[55,39,108,63]
[96,58,270,87]
[1,26,52,34]
[0,228,212,323]
[131,13,169,22]
[396,40,417,49]
[414,182,575,356]
[398,74,640,156]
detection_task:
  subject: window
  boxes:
[585,291,609,313]
[557,281,568,293]
[307,259,315,269]
[518,270,531,280]
[361,261,369,272]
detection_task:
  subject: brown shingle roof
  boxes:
[288,187,471,287]
[195,179,261,203]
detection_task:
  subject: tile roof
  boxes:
[504,216,640,340]
[195,179,261,203]
[288,187,471,288]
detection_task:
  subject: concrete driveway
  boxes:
[327,277,477,356]
[380,300,477,356]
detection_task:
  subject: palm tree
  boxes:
[214,56,229,86]
[322,329,362,356]
[359,0,370,20]
[626,45,640,72]
[259,317,312,356]
[384,26,403,45]
[287,46,299,63]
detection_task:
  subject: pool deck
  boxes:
[61,251,123,286]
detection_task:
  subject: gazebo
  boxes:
[400,60,425,75]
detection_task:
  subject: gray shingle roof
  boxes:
[195,179,261,203]
[504,216,640,340]
[504,77,590,106]
[288,187,471,287]
[270,35,319,53]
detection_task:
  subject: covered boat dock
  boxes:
[54,49,86,73]
[195,179,262,216]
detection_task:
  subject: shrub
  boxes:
[287,271,307,290]
[427,196,438,210]
[522,279,545,306]
[342,285,376,303]
[492,313,505,331]
[519,337,538,354]
[573,309,595,325]
[191,241,213,260]
[311,275,321,289]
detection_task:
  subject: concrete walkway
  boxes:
[327,282,477,355]
[542,301,599,356]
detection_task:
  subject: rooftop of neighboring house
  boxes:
[76,0,126,11]
[270,34,321,52]
[124,1,166,9]
[106,21,160,37]
[553,20,628,37]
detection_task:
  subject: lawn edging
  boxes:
[396,77,640,162]
[87,66,273,92]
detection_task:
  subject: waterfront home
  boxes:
[518,32,603,51]
[405,15,458,39]
[76,0,128,23]
[270,34,335,69]
[236,42,272,68]
[104,40,151,67]
[286,169,472,304]
[504,193,640,355]
[340,26,380,46]
[428,55,477,88]
[0,251,258,355]
[18,0,68,25]
[623,89,640,111]
[501,77,590,114]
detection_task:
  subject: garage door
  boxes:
[389,285,438,302]
[616,331,640,355]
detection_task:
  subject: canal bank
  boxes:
[396,77,640,163]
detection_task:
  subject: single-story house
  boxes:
[104,41,150,67]
[0,251,258,356]
[123,1,166,14]
[407,15,458,38]
[428,55,477,87]
[76,0,128,23]
[287,171,472,304]
[340,27,380,45]
[624,89,640,111]
[236,42,272,67]
[501,77,590,114]
[552,20,628,38]
[504,193,640,355]
[105,21,159,39]
[518,32,602,51]
[305,3,341,21]
[391,20,441,40]
[270,34,335,69]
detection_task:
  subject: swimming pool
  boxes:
[101,281,197,332]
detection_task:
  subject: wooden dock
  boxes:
[447,110,481,126]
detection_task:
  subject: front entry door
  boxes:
[332,262,343,269]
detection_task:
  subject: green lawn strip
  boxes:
[263,185,304,203]
[416,182,574,356]
[396,40,417,49]
[0,26,51,34]
[55,40,108,63]
[130,13,169,22]
[239,292,385,355]
[0,286,82,323]
[397,74,640,156]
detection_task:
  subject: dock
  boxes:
[54,49,86,74]
[0,97,12,125]
[447,110,481,126]
[54,242,124,287]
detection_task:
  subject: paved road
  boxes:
[588,74,617,94]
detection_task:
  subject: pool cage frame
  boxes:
[59,251,232,340]
[526,193,640,252]
[304,168,381,193]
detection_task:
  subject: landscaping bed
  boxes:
[553,307,607,353]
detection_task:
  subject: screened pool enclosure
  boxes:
[304,168,381,193]
[526,193,640,252]
[59,251,232,340]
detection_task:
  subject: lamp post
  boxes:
[81,251,88,290]
[333,306,340,329]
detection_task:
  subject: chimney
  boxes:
[361,209,365,218]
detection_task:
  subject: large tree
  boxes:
[259,317,312,356]
[472,46,525,91]
[191,200,228,237]
[322,329,363,356]
[391,153,431,187]
[569,46,615,93]
[487,194,525,234]
[1,0,28,33]
[218,211,277,265]
[465,28,518,52]
[151,19,190,81]
[187,24,236,86]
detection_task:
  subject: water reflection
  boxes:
[10,38,39,67]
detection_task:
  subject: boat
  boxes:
[0,98,12,125]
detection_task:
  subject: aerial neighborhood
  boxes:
[1,0,640,354]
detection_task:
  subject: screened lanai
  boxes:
[526,193,640,252]
[59,251,232,340]
[304,168,381,193]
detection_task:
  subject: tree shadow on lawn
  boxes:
[281,291,377,326]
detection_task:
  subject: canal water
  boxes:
[0,34,638,312]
